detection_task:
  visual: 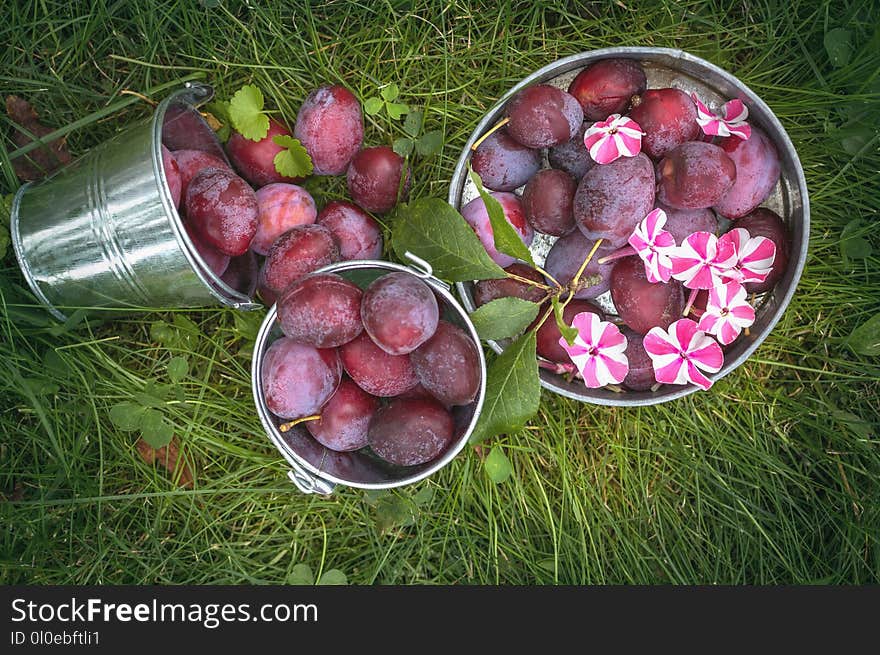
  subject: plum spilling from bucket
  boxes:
[262,270,481,468]
[160,82,407,300]
[461,55,790,393]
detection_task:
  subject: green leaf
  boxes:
[552,297,578,345]
[0,224,9,260]
[847,314,880,356]
[840,219,872,261]
[167,356,189,383]
[824,28,853,68]
[374,494,417,533]
[416,130,443,156]
[403,110,423,137]
[363,488,390,506]
[140,408,173,448]
[469,169,534,266]
[386,102,409,120]
[469,297,540,341]
[470,331,540,443]
[109,403,146,432]
[272,135,313,178]
[831,410,874,438]
[412,485,434,506]
[22,378,60,396]
[391,198,505,283]
[228,84,269,141]
[380,83,400,102]
[1,193,13,228]
[393,137,414,158]
[316,569,348,585]
[364,96,384,116]
[484,445,512,483]
[287,563,314,585]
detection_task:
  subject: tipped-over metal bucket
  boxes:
[11,82,261,320]
[251,257,487,495]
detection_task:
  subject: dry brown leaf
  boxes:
[136,436,194,488]
[6,95,72,182]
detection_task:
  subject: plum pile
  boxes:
[159,83,399,302]
[263,270,480,466]
[465,56,791,392]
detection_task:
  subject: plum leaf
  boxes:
[840,219,872,262]
[469,169,535,267]
[469,297,539,341]
[847,314,880,356]
[416,130,443,157]
[363,96,384,116]
[552,297,579,345]
[391,197,505,282]
[469,331,540,443]
[140,408,174,449]
[484,445,512,483]
[824,28,853,68]
[272,134,313,178]
[228,84,269,141]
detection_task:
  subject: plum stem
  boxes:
[470,117,510,151]
[537,359,578,376]
[278,415,321,433]
[506,271,553,292]
[682,288,700,317]
[596,244,636,265]
[571,238,604,288]
[532,264,564,290]
[533,302,556,332]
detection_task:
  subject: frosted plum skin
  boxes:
[316,200,383,261]
[252,183,317,255]
[277,273,363,348]
[472,263,545,307]
[471,128,541,191]
[410,321,481,407]
[259,224,340,299]
[535,299,604,364]
[656,142,736,210]
[184,222,230,277]
[172,149,231,200]
[305,379,378,452]
[339,331,419,397]
[184,167,258,256]
[620,329,655,391]
[610,256,686,335]
[226,118,303,187]
[460,192,534,267]
[346,146,410,214]
[574,152,655,248]
[548,121,594,180]
[294,85,364,175]
[543,231,615,299]
[733,207,790,294]
[713,127,781,219]
[368,398,455,467]
[261,337,342,419]
[161,145,182,208]
[655,202,718,243]
[505,85,584,149]
[522,169,577,237]
[361,272,439,355]
[628,88,700,160]
[567,58,647,120]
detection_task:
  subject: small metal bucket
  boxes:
[449,47,810,406]
[10,82,261,320]
[251,257,487,495]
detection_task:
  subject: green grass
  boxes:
[1,0,879,584]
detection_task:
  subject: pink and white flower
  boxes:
[670,231,738,289]
[583,114,644,165]
[692,94,752,141]
[558,311,629,388]
[697,281,756,345]
[628,208,676,283]
[718,228,776,284]
[643,319,724,391]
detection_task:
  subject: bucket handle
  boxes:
[287,463,335,495]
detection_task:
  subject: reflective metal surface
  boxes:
[251,257,487,494]
[11,82,260,320]
[449,47,810,406]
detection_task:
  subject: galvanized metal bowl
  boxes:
[251,258,487,494]
[449,47,809,406]
[11,82,261,320]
